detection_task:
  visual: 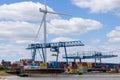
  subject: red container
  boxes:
[12,63,18,68]
[76,62,82,64]
[82,62,87,66]
[60,62,65,67]
[23,62,28,66]
[101,63,106,67]
[92,63,95,67]
[73,63,77,68]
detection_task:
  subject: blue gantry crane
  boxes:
[63,51,118,66]
[27,40,84,63]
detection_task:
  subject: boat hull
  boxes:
[22,68,65,76]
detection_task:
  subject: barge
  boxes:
[22,68,65,76]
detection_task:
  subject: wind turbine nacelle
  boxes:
[39,8,47,13]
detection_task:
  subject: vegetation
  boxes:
[0,70,8,75]
[0,65,16,75]
[0,65,7,75]
[0,65,4,70]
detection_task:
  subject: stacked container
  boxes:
[51,62,60,68]
[27,63,39,69]
[66,66,78,73]
[12,61,23,69]
[12,63,18,68]
[47,62,53,68]
[105,63,119,72]
[40,63,47,69]
[87,62,92,69]
[60,62,67,68]
[76,62,88,73]
[101,63,106,68]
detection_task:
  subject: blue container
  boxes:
[64,62,67,67]
[18,66,23,69]
[29,63,39,66]
[105,63,118,68]
[47,63,53,68]
[51,61,60,68]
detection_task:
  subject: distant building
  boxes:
[1,60,11,68]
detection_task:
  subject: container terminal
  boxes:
[1,54,120,76]
[1,0,120,77]
[1,41,120,76]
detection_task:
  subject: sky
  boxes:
[0,0,120,63]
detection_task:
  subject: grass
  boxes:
[0,70,8,75]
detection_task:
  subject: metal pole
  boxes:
[32,49,36,61]
[95,58,96,67]
[42,48,45,62]
[79,58,81,62]
[44,0,47,62]
[64,46,68,66]
[100,58,101,63]
[74,59,76,62]
[56,52,59,62]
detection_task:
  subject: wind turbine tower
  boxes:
[35,0,71,62]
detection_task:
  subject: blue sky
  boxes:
[0,0,120,63]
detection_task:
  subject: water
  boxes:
[7,74,120,80]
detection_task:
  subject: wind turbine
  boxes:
[36,0,71,62]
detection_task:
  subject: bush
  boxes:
[0,65,4,70]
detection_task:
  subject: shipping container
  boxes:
[82,62,87,66]
[18,66,23,69]
[47,63,53,68]
[87,62,92,69]
[40,63,47,69]
[51,61,61,68]
[23,62,28,66]
[66,66,78,73]
[60,62,65,68]
[78,66,87,73]
[24,66,32,69]
[28,63,39,66]
[76,62,82,67]
[12,63,18,68]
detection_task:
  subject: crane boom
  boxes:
[27,41,84,49]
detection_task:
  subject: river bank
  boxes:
[0,72,120,80]
[1,73,119,80]
[0,73,17,80]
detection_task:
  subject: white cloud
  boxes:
[89,38,101,44]
[51,37,77,42]
[99,43,120,63]
[107,26,120,43]
[100,43,120,51]
[48,18,102,35]
[0,17,102,44]
[0,1,60,22]
[72,0,120,14]
[0,21,42,44]
[0,44,31,62]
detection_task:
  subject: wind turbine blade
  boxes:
[44,0,47,11]
[39,8,72,16]
[36,14,45,39]
[39,8,46,13]
[47,11,72,16]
